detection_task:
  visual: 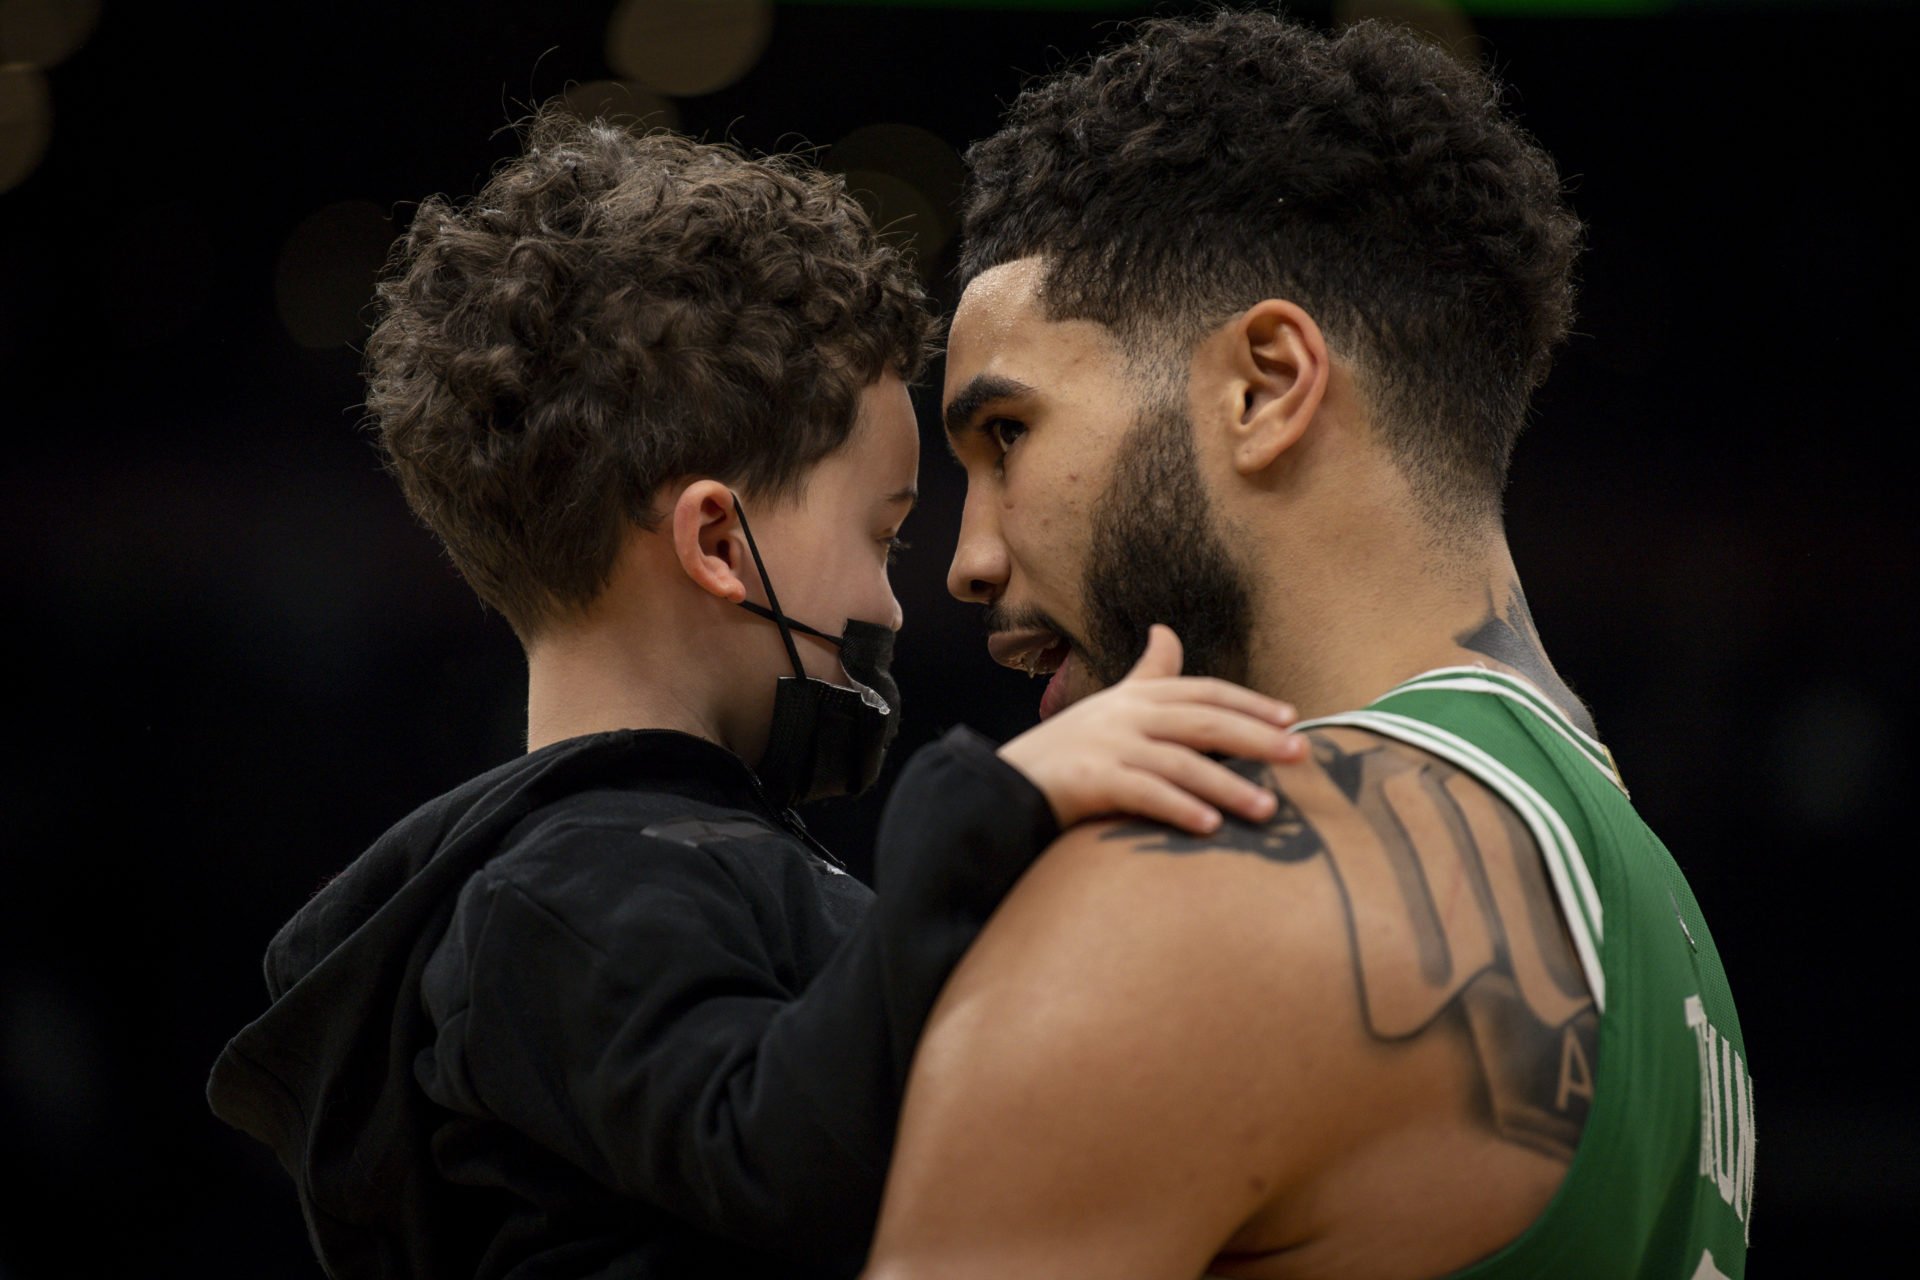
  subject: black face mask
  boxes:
[731,494,901,809]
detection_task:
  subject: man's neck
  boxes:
[1450,576,1595,736]
[1244,539,1593,736]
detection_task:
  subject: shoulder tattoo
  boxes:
[1101,733,1599,1162]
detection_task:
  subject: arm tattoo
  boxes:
[1101,737,1598,1162]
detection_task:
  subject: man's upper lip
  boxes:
[986,628,1068,675]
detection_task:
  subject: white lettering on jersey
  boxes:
[1685,995,1756,1243]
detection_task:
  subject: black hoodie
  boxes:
[208,725,1056,1279]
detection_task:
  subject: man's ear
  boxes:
[1225,299,1330,476]
[670,480,750,604]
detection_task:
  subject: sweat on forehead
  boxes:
[945,258,1175,424]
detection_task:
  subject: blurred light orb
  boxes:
[826,124,963,281]
[1332,0,1478,67]
[0,0,101,68]
[274,200,395,350]
[0,61,50,192]
[561,77,680,133]
[839,169,943,269]
[605,0,772,97]
[825,123,962,227]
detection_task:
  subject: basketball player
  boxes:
[864,12,1753,1279]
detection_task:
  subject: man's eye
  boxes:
[987,418,1028,452]
[885,536,910,564]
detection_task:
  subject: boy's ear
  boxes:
[670,480,749,604]
[1225,299,1330,476]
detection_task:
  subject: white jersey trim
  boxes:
[1386,666,1627,797]
[1297,707,1607,1013]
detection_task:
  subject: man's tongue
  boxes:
[1037,651,1073,720]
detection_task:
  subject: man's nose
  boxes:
[946,490,1008,604]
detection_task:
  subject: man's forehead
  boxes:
[954,257,1049,329]
[945,257,1120,403]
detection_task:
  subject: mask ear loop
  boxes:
[738,600,847,650]
[729,491,812,680]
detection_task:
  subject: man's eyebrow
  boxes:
[943,374,1036,439]
[885,487,918,511]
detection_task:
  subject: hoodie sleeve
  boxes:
[417,726,1057,1268]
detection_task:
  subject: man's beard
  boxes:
[1081,398,1254,688]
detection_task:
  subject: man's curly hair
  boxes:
[959,10,1582,528]
[365,106,936,642]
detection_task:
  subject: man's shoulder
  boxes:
[945,730,1405,1044]
[1037,723,1522,949]
[894,722,1594,1269]
[1004,718,1578,1080]
[879,728,1487,1270]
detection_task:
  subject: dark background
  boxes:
[1,0,1911,1274]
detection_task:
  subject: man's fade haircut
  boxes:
[958,10,1582,530]
[366,105,936,642]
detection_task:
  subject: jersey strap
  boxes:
[1384,667,1626,795]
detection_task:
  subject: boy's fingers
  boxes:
[1129,743,1278,821]
[1125,624,1184,681]
[1115,772,1221,835]
[1139,706,1304,762]
[1135,675,1296,725]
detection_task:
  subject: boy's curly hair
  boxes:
[366,106,936,642]
[959,10,1582,528]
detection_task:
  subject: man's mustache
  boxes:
[981,602,1082,655]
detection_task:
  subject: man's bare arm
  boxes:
[861,728,1596,1280]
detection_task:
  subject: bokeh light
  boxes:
[605,0,773,97]
[0,61,49,192]
[272,200,396,350]
[840,169,943,263]
[0,0,101,68]
[824,123,963,281]
[562,77,680,132]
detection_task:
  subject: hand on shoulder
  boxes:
[996,624,1307,835]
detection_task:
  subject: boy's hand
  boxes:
[997,624,1305,834]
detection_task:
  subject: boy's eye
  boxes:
[987,418,1027,452]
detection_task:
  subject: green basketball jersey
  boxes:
[1303,667,1753,1279]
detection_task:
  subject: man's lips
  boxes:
[985,628,1071,677]
[986,628,1085,719]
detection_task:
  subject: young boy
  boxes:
[209,108,1301,1279]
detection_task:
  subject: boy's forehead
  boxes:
[852,372,921,470]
